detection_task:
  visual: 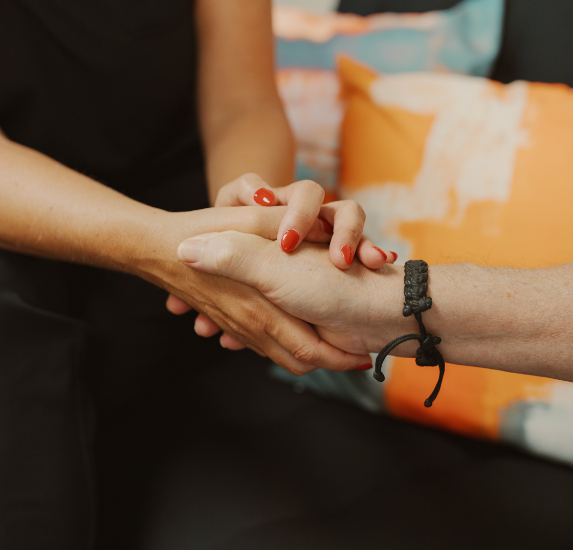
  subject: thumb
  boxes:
[177,231,278,294]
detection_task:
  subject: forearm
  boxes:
[202,101,295,204]
[0,136,163,273]
[0,135,289,280]
[195,0,295,204]
[371,263,573,380]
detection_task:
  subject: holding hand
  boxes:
[215,173,397,270]
[174,230,403,357]
[167,173,396,352]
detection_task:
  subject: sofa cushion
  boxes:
[97,349,573,549]
[338,0,573,86]
[274,0,503,196]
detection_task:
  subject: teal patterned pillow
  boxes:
[274,0,504,192]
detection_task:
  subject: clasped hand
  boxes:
[163,173,398,374]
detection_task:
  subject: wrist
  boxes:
[129,210,197,285]
[364,264,418,354]
[366,263,457,358]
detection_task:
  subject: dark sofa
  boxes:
[97,346,573,549]
[96,2,573,548]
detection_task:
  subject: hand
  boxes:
[167,173,397,348]
[139,208,374,374]
[172,230,406,356]
[215,173,397,269]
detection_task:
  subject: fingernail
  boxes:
[319,219,334,235]
[177,239,203,263]
[254,187,275,206]
[373,247,387,261]
[341,244,354,266]
[355,363,373,370]
[281,229,299,253]
[390,251,398,261]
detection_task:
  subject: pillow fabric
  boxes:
[338,0,573,88]
[277,57,573,467]
[273,0,504,196]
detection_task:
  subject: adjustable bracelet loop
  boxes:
[373,260,445,408]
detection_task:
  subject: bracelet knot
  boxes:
[415,333,442,367]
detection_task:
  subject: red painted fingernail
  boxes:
[373,247,387,261]
[355,363,373,370]
[341,244,354,266]
[253,188,275,206]
[281,229,299,253]
[390,251,398,261]
[320,219,334,235]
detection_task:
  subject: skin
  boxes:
[167,172,397,346]
[0,0,380,374]
[195,0,294,201]
[179,231,573,382]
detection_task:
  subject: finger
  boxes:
[386,250,399,264]
[166,294,193,315]
[219,316,368,374]
[274,180,325,253]
[177,231,282,295]
[194,313,221,337]
[195,313,246,350]
[230,307,371,374]
[319,201,366,270]
[176,231,372,372]
[214,173,279,207]
[267,316,372,374]
[355,237,396,270]
[220,332,247,350]
[182,205,332,250]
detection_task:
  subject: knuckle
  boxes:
[240,172,262,190]
[211,233,239,272]
[345,225,364,243]
[290,208,317,229]
[341,200,366,220]
[292,342,320,366]
[297,180,325,200]
[219,305,259,341]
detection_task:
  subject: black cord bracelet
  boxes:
[373,260,445,408]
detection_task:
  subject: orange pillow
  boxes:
[337,57,573,463]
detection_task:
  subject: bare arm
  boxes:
[177,231,573,382]
[195,0,295,203]
[0,135,157,271]
[0,134,371,373]
[376,262,573,381]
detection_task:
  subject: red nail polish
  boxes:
[373,247,387,261]
[254,188,275,206]
[341,244,354,266]
[389,251,398,261]
[281,229,299,253]
[355,363,373,370]
[319,218,334,235]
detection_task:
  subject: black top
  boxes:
[0,0,208,211]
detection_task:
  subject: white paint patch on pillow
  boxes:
[345,74,529,256]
